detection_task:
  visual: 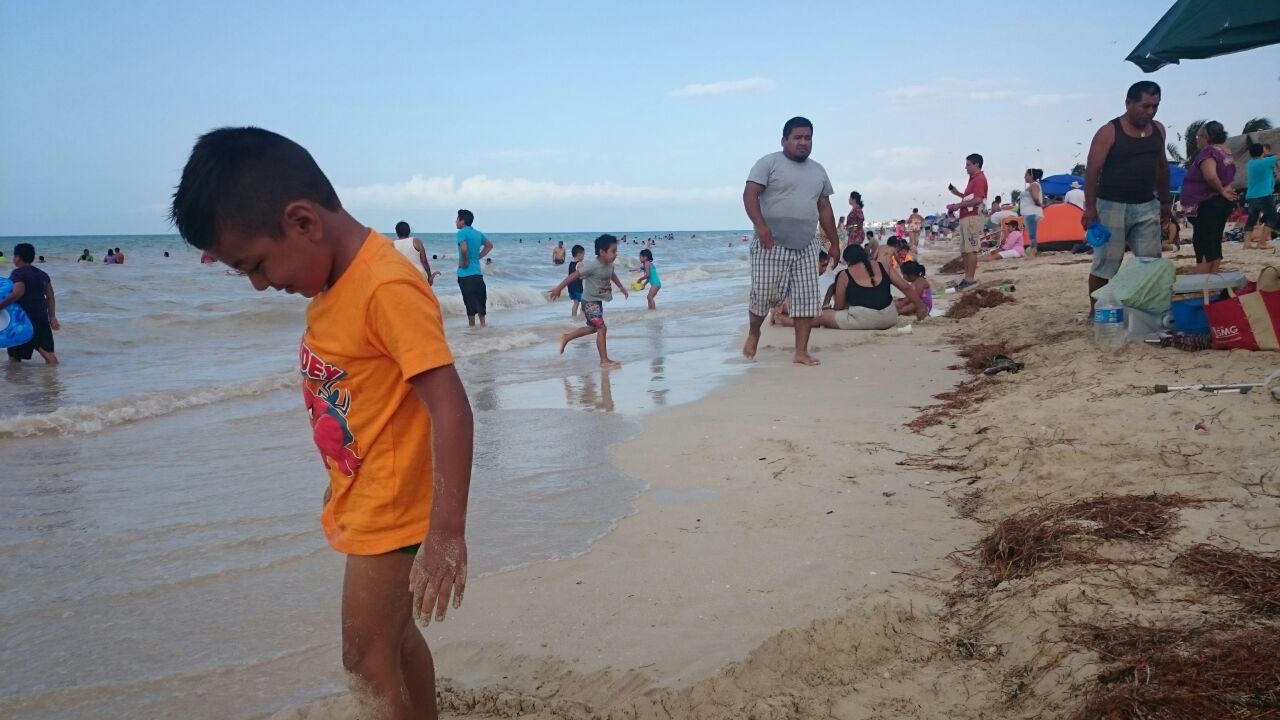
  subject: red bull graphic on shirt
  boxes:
[300,342,362,477]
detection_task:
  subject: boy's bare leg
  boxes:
[399,617,436,716]
[560,326,596,354]
[342,552,435,720]
[478,314,486,328]
[467,315,476,327]
[37,349,59,365]
[596,327,620,367]
[792,317,820,365]
[571,301,579,318]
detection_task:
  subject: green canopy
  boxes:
[1127,0,1280,72]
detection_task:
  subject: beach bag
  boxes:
[1204,267,1280,351]
[1107,257,1175,315]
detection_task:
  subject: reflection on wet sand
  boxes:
[495,345,744,415]
[562,370,615,412]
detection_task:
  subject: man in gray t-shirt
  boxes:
[743,116,839,366]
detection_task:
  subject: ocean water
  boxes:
[0,230,757,720]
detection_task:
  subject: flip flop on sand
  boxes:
[983,354,1024,376]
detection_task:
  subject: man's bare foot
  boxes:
[600,359,622,368]
[792,353,821,366]
[559,334,571,354]
[743,328,761,359]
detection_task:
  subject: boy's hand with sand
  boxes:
[410,529,467,625]
[408,365,474,626]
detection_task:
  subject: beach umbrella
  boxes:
[1127,0,1280,72]
[1041,174,1084,197]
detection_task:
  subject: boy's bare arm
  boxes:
[0,280,24,311]
[611,273,629,298]
[45,281,59,329]
[408,364,474,625]
[549,271,579,298]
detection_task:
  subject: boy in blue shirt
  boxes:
[1245,142,1279,250]
[455,209,493,326]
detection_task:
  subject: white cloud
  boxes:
[337,175,738,210]
[1022,93,1088,107]
[669,77,775,97]
[869,146,932,168]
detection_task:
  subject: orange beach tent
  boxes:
[1034,203,1086,251]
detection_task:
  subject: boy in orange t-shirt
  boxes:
[171,127,473,719]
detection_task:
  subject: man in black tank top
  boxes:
[1081,81,1172,310]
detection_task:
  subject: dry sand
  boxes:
[277,240,1280,719]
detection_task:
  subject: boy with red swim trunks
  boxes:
[171,127,473,719]
[549,234,629,367]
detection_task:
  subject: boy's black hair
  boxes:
[782,116,813,138]
[818,250,829,263]
[13,243,35,263]
[170,127,341,251]
[639,248,653,261]
[395,221,411,238]
[886,237,902,248]
[1126,81,1160,102]
[115,247,122,252]
[593,234,618,256]
[570,244,585,257]
[966,153,984,168]
[912,207,919,213]
[900,260,926,278]
[457,209,475,226]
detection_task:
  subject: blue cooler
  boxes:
[1170,295,1210,335]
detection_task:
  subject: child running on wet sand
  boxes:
[170,127,474,720]
[634,248,661,309]
[550,234,629,367]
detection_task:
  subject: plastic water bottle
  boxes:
[1093,287,1126,352]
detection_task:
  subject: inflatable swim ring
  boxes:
[0,278,35,348]
[631,280,645,291]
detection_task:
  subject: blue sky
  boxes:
[2,1,1277,235]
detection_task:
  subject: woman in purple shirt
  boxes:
[1181,120,1238,274]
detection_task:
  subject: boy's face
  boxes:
[598,243,618,263]
[212,202,333,298]
[573,250,584,260]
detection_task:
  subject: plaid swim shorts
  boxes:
[750,239,820,318]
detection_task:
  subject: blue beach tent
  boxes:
[1167,162,1187,195]
[1041,174,1084,197]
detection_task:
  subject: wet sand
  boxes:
[278,238,1280,719]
